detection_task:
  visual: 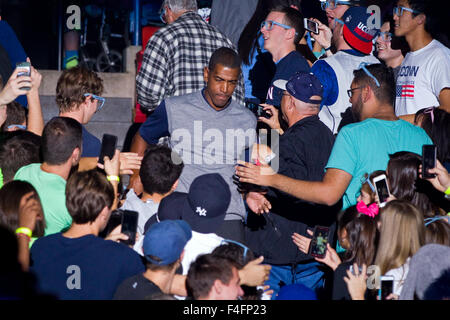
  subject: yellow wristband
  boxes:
[107,175,120,182]
[16,227,32,238]
[445,186,450,195]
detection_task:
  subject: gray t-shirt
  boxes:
[165,90,257,221]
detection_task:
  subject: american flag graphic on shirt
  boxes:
[396,84,415,98]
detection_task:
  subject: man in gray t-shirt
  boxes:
[129,47,257,243]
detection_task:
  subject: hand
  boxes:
[0,68,32,105]
[18,191,43,231]
[310,18,332,49]
[105,224,129,242]
[99,149,120,177]
[128,173,143,195]
[26,58,42,96]
[235,161,276,187]
[292,231,312,255]
[419,160,450,193]
[239,256,271,287]
[257,104,280,130]
[246,191,271,214]
[343,263,367,300]
[385,293,399,300]
[119,152,143,175]
[315,243,341,271]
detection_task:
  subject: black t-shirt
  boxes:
[113,273,164,300]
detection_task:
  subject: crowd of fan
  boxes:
[0,0,449,300]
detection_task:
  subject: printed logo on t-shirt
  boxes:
[398,65,420,77]
[396,83,415,98]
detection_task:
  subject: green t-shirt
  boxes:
[14,163,72,236]
[326,119,433,210]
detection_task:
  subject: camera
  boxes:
[246,102,272,119]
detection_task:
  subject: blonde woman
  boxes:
[374,200,425,299]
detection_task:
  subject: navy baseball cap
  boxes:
[273,72,323,105]
[342,6,377,55]
[145,174,231,234]
[143,220,192,266]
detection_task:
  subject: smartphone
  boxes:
[120,210,138,246]
[309,226,329,258]
[304,18,319,35]
[16,62,31,91]
[373,174,390,208]
[379,275,394,300]
[246,102,271,119]
[98,134,118,165]
[422,144,437,179]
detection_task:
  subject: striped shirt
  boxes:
[136,11,245,112]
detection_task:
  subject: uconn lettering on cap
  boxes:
[354,22,373,40]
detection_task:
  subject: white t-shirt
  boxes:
[395,40,450,116]
[384,257,411,296]
[181,231,224,275]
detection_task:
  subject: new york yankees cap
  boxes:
[143,174,231,234]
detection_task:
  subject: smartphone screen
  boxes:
[16,62,31,90]
[309,226,329,258]
[422,144,437,179]
[304,18,319,34]
[121,210,138,246]
[98,134,118,165]
[380,277,394,300]
[374,176,390,206]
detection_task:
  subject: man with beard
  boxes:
[236,63,432,211]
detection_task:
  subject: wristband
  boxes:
[107,175,120,182]
[445,186,450,199]
[324,45,332,51]
[16,227,32,238]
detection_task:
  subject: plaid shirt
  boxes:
[136,12,245,112]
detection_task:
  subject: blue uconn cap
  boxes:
[273,72,323,105]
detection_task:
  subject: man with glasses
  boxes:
[236,63,432,215]
[56,66,105,157]
[375,14,409,80]
[310,6,379,134]
[244,72,339,299]
[393,0,450,119]
[136,0,243,114]
[261,6,310,109]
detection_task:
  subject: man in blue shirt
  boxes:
[261,6,310,109]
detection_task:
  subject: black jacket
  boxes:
[245,115,341,265]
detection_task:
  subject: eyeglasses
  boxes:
[358,62,381,87]
[334,17,344,28]
[261,20,298,35]
[376,31,393,42]
[347,86,363,98]
[220,239,250,261]
[393,6,421,17]
[84,93,105,112]
[320,0,349,11]
[160,7,167,24]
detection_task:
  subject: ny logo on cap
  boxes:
[196,207,207,216]
[346,15,352,23]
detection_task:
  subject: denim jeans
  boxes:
[266,261,325,300]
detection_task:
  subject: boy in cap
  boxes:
[243,72,339,298]
[113,220,192,300]
[144,173,271,295]
[311,6,379,133]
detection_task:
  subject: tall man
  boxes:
[136,0,244,113]
[245,72,339,298]
[236,64,432,211]
[130,47,257,243]
[393,0,450,118]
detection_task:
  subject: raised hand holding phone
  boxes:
[422,144,437,179]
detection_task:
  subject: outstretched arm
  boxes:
[236,162,351,206]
